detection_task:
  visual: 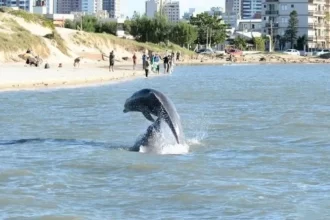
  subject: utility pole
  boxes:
[270,20,273,51]
[209,28,212,48]
[206,27,209,48]
[81,15,83,31]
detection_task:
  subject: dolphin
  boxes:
[123,88,185,149]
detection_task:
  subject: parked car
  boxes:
[313,49,330,56]
[226,48,243,56]
[283,49,300,55]
[197,48,215,54]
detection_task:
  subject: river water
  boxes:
[1,64,330,219]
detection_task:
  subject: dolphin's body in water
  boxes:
[123,88,185,152]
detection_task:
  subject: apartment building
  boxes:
[56,0,81,14]
[242,0,262,18]
[262,0,328,49]
[225,0,242,15]
[103,0,120,18]
[0,0,33,12]
[162,0,180,22]
[81,0,102,14]
[145,0,161,18]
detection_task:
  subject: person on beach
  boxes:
[109,50,115,72]
[132,53,137,70]
[145,56,151,78]
[153,53,160,74]
[142,52,147,70]
[176,51,180,61]
[163,55,169,73]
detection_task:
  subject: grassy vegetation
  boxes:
[0,7,55,29]
[44,31,69,55]
[0,17,49,56]
[72,31,195,56]
[0,8,69,56]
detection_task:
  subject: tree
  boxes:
[123,20,131,34]
[296,35,307,50]
[284,10,298,48]
[233,36,247,50]
[253,37,265,51]
[170,22,197,46]
[96,21,117,35]
[189,12,227,45]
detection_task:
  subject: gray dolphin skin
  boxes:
[123,88,185,150]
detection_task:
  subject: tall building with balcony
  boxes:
[103,0,120,18]
[81,0,102,14]
[242,0,262,18]
[162,0,180,23]
[262,0,329,49]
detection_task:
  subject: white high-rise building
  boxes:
[262,0,330,49]
[162,0,180,22]
[145,0,161,18]
[81,0,102,14]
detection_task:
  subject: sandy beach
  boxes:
[0,62,154,92]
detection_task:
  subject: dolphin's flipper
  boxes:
[149,91,181,144]
[142,111,155,122]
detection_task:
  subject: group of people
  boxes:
[139,51,177,78]
[105,49,180,77]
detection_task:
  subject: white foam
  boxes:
[139,143,189,155]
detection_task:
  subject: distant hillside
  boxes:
[0,8,194,63]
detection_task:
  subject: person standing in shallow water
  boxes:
[163,55,169,73]
[109,50,115,72]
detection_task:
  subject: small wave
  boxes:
[0,138,130,150]
[139,142,189,155]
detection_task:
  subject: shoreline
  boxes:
[1,60,329,92]
[0,63,152,92]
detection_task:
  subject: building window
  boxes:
[252,24,255,29]
[281,4,287,11]
[264,16,266,20]
[291,4,294,8]
[264,5,266,8]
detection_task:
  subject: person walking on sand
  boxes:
[142,52,147,70]
[153,53,160,74]
[145,56,151,78]
[109,50,115,72]
[132,53,137,70]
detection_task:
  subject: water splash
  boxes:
[135,120,190,155]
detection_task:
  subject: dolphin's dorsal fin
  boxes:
[143,111,155,122]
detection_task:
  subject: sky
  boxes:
[120,0,226,18]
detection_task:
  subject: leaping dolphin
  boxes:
[123,88,185,150]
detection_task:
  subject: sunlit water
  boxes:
[1,64,330,219]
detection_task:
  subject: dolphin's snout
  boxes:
[123,108,128,113]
